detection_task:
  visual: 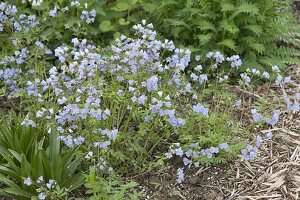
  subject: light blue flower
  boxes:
[193,103,209,117]
[146,76,158,92]
[219,143,229,151]
[177,168,184,184]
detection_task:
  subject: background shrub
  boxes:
[141,0,300,70]
[4,0,299,72]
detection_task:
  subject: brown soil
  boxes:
[135,65,300,200]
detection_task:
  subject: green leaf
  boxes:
[48,130,60,164]
[61,172,85,191]
[21,155,32,178]
[129,0,139,4]
[243,25,263,36]
[218,39,237,50]
[0,147,20,173]
[99,20,112,32]
[8,149,22,163]
[198,21,215,31]
[0,174,20,188]
[197,34,213,45]
[220,3,235,12]
[0,166,19,180]
[118,18,130,25]
[116,2,130,11]
[114,32,121,39]
[40,27,55,40]
[249,43,265,54]
[121,181,138,189]
[2,187,34,198]
[219,20,239,35]
[40,150,52,179]
[166,19,190,29]
[237,2,259,15]
[31,149,44,177]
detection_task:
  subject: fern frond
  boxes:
[220,2,235,12]
[237,2,259,15]
[219,20,239,35]
[218,39,237,51]
[242,25,263,36]
[198,20,215,31]
[197,34,213,45]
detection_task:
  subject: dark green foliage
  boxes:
[16,0,142,47]
[5,0,299,72]
[0,116,84,199]
[141,0,300,70]
[84,167,141,199]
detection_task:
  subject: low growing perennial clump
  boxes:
[0,1,298,199]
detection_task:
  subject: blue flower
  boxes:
[137,94,147,105]
[183,157,190,166]
[226,55,242,67]
[190,73,198,81]
[195,55,201,61]
[38,193,47,200]
[265,109,280,126]
[209,147,219,154]
[251,109,261,122]
[284,76,291,84]
[24,177,32,186]
[219,143,229,151]
[166,152,173,159]
[177,168,184,184]
[272,65,280,72]
[199,74,208,84]
[49,8,57,17]
[262,71,270,79]
[169,117,185,127]
[193,103,209,117]
[235,99,242,107]
[266,132,272,141]
[275,75,283,85]
[256,135,263,147]
[80,9,96,24]
[174,147,183,157]
[240,74,251,85]
[146,76,158,92]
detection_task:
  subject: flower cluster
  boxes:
[59,135,85,147]
[251,108,280,126]
[29,0,44,7]
[0,68,22,98]
[80,9,96,24]
[192,103,209,117]
[166,142,230,183]
[0,2,18,32]
[96,157,113,172]
[226,55,242,68]
[0,2,39,33]
[284,93,300,113]
[0,48,29,66]
[23,176,58,200]
[241,133,272,161]
[206,51,225,68]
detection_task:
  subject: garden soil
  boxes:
[137,68,300,199]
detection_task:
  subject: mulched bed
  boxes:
[136,65,300,200]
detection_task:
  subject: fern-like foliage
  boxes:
[141,0,300,70]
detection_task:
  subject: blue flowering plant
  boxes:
[0,1,297,198]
